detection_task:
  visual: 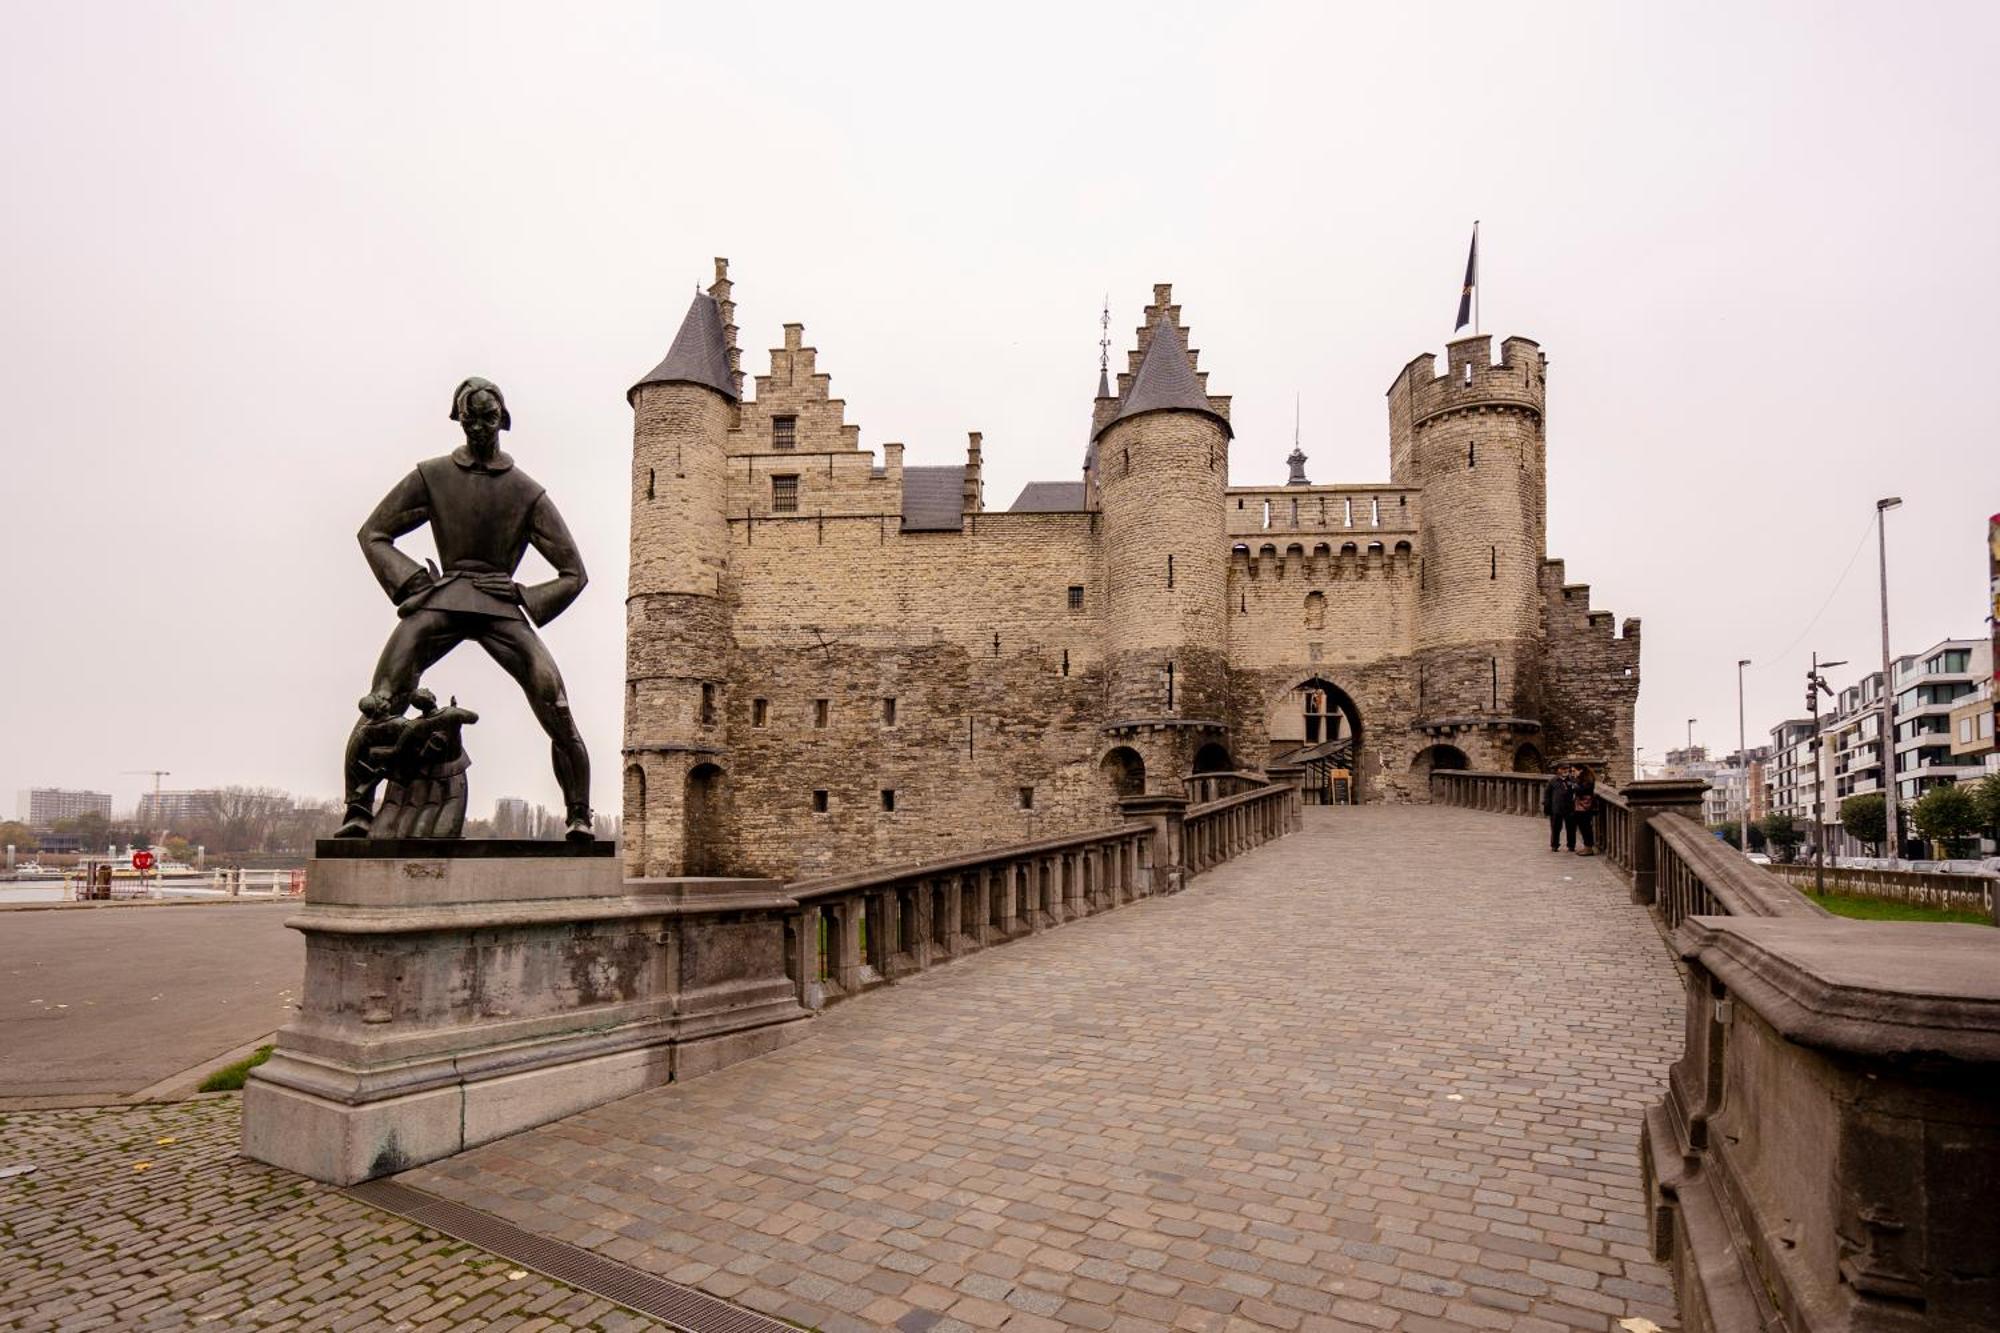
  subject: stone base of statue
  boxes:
[241,841,813,1185]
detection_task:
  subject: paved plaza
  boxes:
[0,1098,652,1331]
[0,806,1684,1330]
[0,902,302,1099]
[406,806,1684,1332]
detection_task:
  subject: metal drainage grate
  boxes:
[347,1178,796,1333]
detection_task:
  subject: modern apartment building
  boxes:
[1892,639,1989,803]
[134,789,225,827]
[1947,677,1995,776]
[1766,719,1821,825]
[1698,746,1770,828]
[14,788,113,829]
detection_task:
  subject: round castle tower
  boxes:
[1387,333,1549,770]
[622,260,741,877]
[1094,287,1233,786]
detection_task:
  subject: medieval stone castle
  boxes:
[620,260,1638,880]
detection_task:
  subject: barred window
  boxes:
[1067,585,1084,611]
[772,475,799,512]
[772,415,797,449]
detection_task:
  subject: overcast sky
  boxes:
[3,2,1995,816]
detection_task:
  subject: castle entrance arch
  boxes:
[1267,677,1364,804]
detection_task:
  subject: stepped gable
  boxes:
[629,290,737,404]
[1011,481,1088,512]
[902,464,967,531]
[1095,311,1230,441]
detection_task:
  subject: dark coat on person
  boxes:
[1543,773,1572,817]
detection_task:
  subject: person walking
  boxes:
[1569,763,1599,856]
[1544,764,1573,851]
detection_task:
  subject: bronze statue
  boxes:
[342,690,479,837]
[335,377,593,840]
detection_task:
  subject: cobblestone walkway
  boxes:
[403,806,1685,1333]
[0,1099,658,1330]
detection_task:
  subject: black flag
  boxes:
[1454,224,1478,332]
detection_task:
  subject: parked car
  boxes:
[1745,852,1772,865]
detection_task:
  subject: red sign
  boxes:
[131,850,155,871]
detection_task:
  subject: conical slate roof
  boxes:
[629,292,737,404]
[1093,315,1229,441]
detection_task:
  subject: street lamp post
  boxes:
[1876,497,1902,859]
[1809,653,1847,897]
[1738,659,1751,855]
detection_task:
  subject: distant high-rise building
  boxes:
[15,788,113,830]
[492,797,532,838]
[135,790,226,827]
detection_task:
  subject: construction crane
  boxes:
[124,769,171,826]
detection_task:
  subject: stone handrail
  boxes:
[1427,769,1548,816]
[785,776,1302,1012]
[1425,769,2000,1329]
[1649,812,1824,927]
[1181,782,1297,875]
[1427,770,1815,924]
[784,822,1153,1008]
[1183,769,1271,804]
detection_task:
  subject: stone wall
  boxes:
[1539,558,1641,784]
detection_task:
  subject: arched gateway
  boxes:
[1267,677,1364,804]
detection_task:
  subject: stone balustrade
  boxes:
[786,823,1152,1010]
[1181,782,1298,875]
[1428,767,2000,1330]
[1427,769,1550,817]
[1183,769,1273,805]
[784,777,1301,1012]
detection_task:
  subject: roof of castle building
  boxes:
[1010,481,1088,512]
[1093,314,1230,442]
[629,291,737,404]
[902,465,967,531]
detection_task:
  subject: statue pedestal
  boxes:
[242,842,812,1184]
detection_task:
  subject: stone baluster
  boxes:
[1620,779,1710,906]
[1122,794,1189,895]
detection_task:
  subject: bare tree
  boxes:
[186,787,294,853]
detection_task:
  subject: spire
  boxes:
[1286,394,1308,484]
[1093,311,1230,441]
[1096,295,1112,400]
[629,289,738,404]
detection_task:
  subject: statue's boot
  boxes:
[334,804,374,839]
[552,734,592,842]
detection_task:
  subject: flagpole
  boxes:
[1473,220,1480,337]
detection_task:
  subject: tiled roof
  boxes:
[1094,315,1229,441]
[1009,481,1088,512]
[901,465,967,531]
[628,292,736,403]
